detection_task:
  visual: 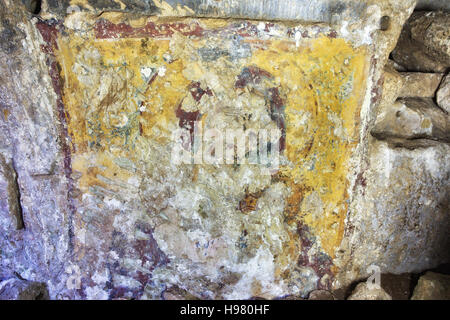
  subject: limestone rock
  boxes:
[308,290,335,300]
[0,154,24,230]
[0,278,49,300]
[347,282,392,300]
[0,0,75,296]
[388,59,407,72]
[411,272,450,300]
[371,97,450,147]
[416,0,450,12]
[41,0,414,27]
[398,72,444,98]
[409,11,450,66]
[391,12,449,72]
[380,64,405,107]
[275,295,304,300]
[436,74,450,113]
[162,286,200,300]
[336,139,450,288]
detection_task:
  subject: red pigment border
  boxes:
[36,20,76,253]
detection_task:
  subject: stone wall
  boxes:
[0,0,448,300]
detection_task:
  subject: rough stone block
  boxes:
[411,272,450,300]
[308,289,335,300]
[338,140,450,286]
[0,154,24,231]
[347,282,392,300]
[416,0,450,12]
[371,97,450,147]
[437,74,450,113]
[380,64,405,107]
[391,12,449,72]
[409,11,450,66]
[398,72,444,98]
[0,278,49,300]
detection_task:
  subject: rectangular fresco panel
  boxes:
[43,15,368,298]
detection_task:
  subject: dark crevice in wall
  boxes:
[0,154,25,230]
[10,160,25,230]
[24,0,41,15]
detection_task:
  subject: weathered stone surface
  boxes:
[0,278,49,300]
[347,282,392,300]
[7,0,450,302]
[398,72,444,98]
[340,87,450,287]
[50,14,373,299]
[0,0,72,297]
[388,59,407,72]
[411,272,450,300]
[416,0,450,12]
[380,64,405,108]
[275,294,304,300]
[436,74,450,113]
[162,286,200,300]
[335,139,450,288]
[371,98,450,147]
[41,0,407,27]
[409,11,450,66]
[308,289,335,300]
[0,154,24,230]
[391,12,449,72]
[32,1,416,300]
